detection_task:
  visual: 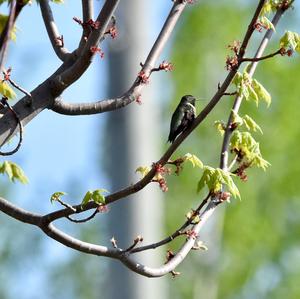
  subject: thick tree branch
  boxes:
[39,0,71,61]
[0,0,120,147]
[51,0,188,115]
[54,0,120,87]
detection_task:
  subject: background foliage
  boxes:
[166,2,300,299]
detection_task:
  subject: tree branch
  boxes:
[0,1,290,278]
[39,0,71,61]
[241,48,282,63]
[220,8,285,171]
[77,0,94,50]
[51,0,189,115]
[0,0,17,72]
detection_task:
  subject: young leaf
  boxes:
[217,169,240,199]
[214,120,226,136]
[280,31,300,51]
[252,79,271,107]
[197,166,240,199]
[50,191,67,203]
[197,166,214,193]
[81,189,109,207]
[259,16,275,32]
[81,191,93,207]
[183,153,203,168]
[231,111,243,127]
[243,115,263,134]
[91,189,108,205]
[136,166,151,177]
[0,81,16,99]
[0,161,28,184]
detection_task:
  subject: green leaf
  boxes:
[11,163,29,183]
[252,79,271,107]
[135,166,151,177]
[230,131,242,149]
[0,161,28,184]
[214,120,226,136]
[50,191,67,203]
[280,31,300,52]
[260,2,273,16]
[230,131,270,171]
[259,16,275,32]
[197,166,240,199]
[231,111,243,127]
[81,189,109,207]
[81,191,93,207]
[91,189,108,205]
[0,81,16,99]
[0,14,17,41]
[197,166,214,193]
[243,115,263,134]
[184,153,203,168]
[218,169,240,199]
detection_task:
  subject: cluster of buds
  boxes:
[135,94,142,105]
[253,21,269,33]
[137,71,149,84]
[215,191,231,202]
[97,204,109,213]
[159,61,174,72]
[2,67,11,81]
[152,163,171,192]
[90,46,105,58]
[157,178,168,192]
[234,162,250,182]
[185,229,198,240]
[73,17,100,30]
[228,40,240,55]
[226,55,239,71]
[279,47,294,57]
[226,41,241,71]
[278,0,293,11]
[106,26,118,39]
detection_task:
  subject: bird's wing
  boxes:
[168,107,185,142]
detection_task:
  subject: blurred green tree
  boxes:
[166,2,300,299]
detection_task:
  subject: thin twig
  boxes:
[0,0,17,72]
[130,193,211,253]
[241,48,282,62]
[66,209,98,223]
[0,97,23,156]
[8,78,32,98]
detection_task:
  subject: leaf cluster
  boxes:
[230,131,270,170]
[197,166,240,199]
[0,161,28,183]
[233,72,271,107]
[81,189,108,207]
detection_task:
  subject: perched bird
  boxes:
[168,95,196,143]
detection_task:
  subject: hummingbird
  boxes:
[168,95,197,143]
